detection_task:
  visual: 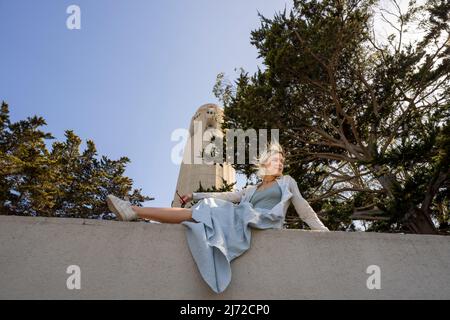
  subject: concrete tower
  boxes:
[172,103,236,208]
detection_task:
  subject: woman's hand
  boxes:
[180,193,193,203]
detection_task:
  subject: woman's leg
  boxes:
[131,206,195,224]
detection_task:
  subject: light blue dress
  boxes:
[181,183,283,293]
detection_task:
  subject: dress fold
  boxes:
[181,197,283,293]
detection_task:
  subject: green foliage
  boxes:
[0,102,152,219]
[190,177,237,207]
[213,0,450,234]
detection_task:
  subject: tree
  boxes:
[214,0,450,234]
[0,101,152,219]
[185,177,238,208]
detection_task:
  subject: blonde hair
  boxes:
[254,142,285,178]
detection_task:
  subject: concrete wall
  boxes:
[0,215,449,299]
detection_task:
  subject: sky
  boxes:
[0,0,293,208]
[0,0,423,214]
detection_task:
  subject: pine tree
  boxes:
[0,101,152,219]
[214,0,450,234]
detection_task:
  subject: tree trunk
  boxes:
[403,207,439,235]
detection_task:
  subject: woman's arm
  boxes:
[192,188,245,203]
[288,176,330,231]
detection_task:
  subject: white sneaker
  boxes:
[106,195,138,221]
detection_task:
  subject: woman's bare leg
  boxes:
[131,206,195,224]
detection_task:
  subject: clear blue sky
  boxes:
[0,0,292,207]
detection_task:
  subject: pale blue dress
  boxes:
[181,183,283,293]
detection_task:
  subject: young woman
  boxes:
[106,142,329,293]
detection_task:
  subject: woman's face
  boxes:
[263,152,284,177]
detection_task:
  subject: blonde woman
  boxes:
[106,142,329,294]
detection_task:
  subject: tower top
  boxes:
[190,103,224,135]
[195,103,224,113]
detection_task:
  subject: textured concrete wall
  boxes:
[0,215,449,299]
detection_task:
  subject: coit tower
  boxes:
[171,103,236,208]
